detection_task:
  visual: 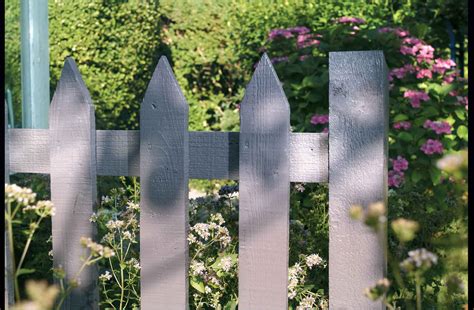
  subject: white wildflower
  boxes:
[218,256,233,272]
[99,271,112,282]
[190,260,206,276]
[296,296,316,310]
[204,286,212,294]
[106,220,124,231]
[89,212,98,223]
[192,223,210,240]
[126,201,140,211]
[306,254,326,269]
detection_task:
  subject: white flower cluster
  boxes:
[190,260,206,276]
[126,201,140,211]
[188,213,231,248]
[217,256,233,272]
[5,183,36,206]
[80,237,115,258]
[99,271,112,282]
[23,200,56,217]
[305,254,326,269]
[127,258,141,270]
[288,263,304,299]
[296,296,316,310]
[400,248,438,272]
[106,220,125,231]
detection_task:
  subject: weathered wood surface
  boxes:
[49,58,98,309]
[5,102,14,309]
[9,130,328,182]
[238,54,290,309]
[140,57,189,309]
[329,51,388,309]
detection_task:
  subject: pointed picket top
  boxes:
[50,57,93,113]
[141,56,188,115]
[240,53,290,132]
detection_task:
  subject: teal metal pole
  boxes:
[20,0,49,128]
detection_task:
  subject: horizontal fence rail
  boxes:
[5,51,388,310]
[8,130,328,182]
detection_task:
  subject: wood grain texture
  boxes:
[5,103,14,309]
[238,54,290,309]
[329,51,388,309]
[49,58,98,309]
[9,130,328,182]
[140,57,189,309]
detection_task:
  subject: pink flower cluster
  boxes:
[420,139,444,155]
[389,64,415,80]
[297,33,321,49]
[457,96,468,110]
[393,121,411,130]
[336,16,366,24]
[268,26,310,40]
[403,90,430,108]
[416,68,432,79]
[432,58,456,74]
[399,35,435,63]
[310,114,329,125]
[388,156,409,187]
[423,120,452,135]
[391,156,409,172]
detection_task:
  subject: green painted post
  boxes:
[20,0,49,128]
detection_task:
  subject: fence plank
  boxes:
[5,103,14,309]
[239,54,290,309]
[329,51,388,309]
[49,58,98,309]
[9,130,328,182]
[140,57,189,309]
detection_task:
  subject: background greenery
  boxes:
[5,0,468,308]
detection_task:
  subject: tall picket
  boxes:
[140,57,190,309]
[49,58,99,309]
[328,51,388,309]
[5,103,14,309]
[238,54,291,309]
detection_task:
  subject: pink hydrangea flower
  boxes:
[268,29,293,40]
[449,90,459,97]
[322,127,329,133]
[416,68,433,79]
[352,25,360,31]
[394,28,410,37]
[400,45,416,56]
[336,16,366,24]
[420,139,444,155]
[393,121,411,130]
[310,114,329,125]
[390,64,415,79]
[403,90,430,108]
[432,58,456,74]
[423,120,452,134]
[391,156,409,172]
[457,96,468,109]
[297,33,320,49]
[270,56,289,64]
[402,37,423,45]
[443,74,456,84]
[413,43,434,63]
[388,170,404,187]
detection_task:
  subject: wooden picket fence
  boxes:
[5,50,388,309]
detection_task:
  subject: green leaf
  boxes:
[393,114,409,122]
[398,132,413,142]
[190,278,205,293]
[421,106,439,118]
[411,170,423,183]
[454,109,466,121]
[224,300,237,310]
[457,125,468,141]
[430,167,441,185]
[16,268,36,276]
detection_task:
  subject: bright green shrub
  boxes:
[48,0,164,130]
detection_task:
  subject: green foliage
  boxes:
[48,0,164,129]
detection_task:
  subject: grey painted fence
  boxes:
[4,51,388,309]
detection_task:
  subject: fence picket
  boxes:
[49,58,99,309]
[238,54,291,309]
[328,51,388,309]
[140,57,189,309]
